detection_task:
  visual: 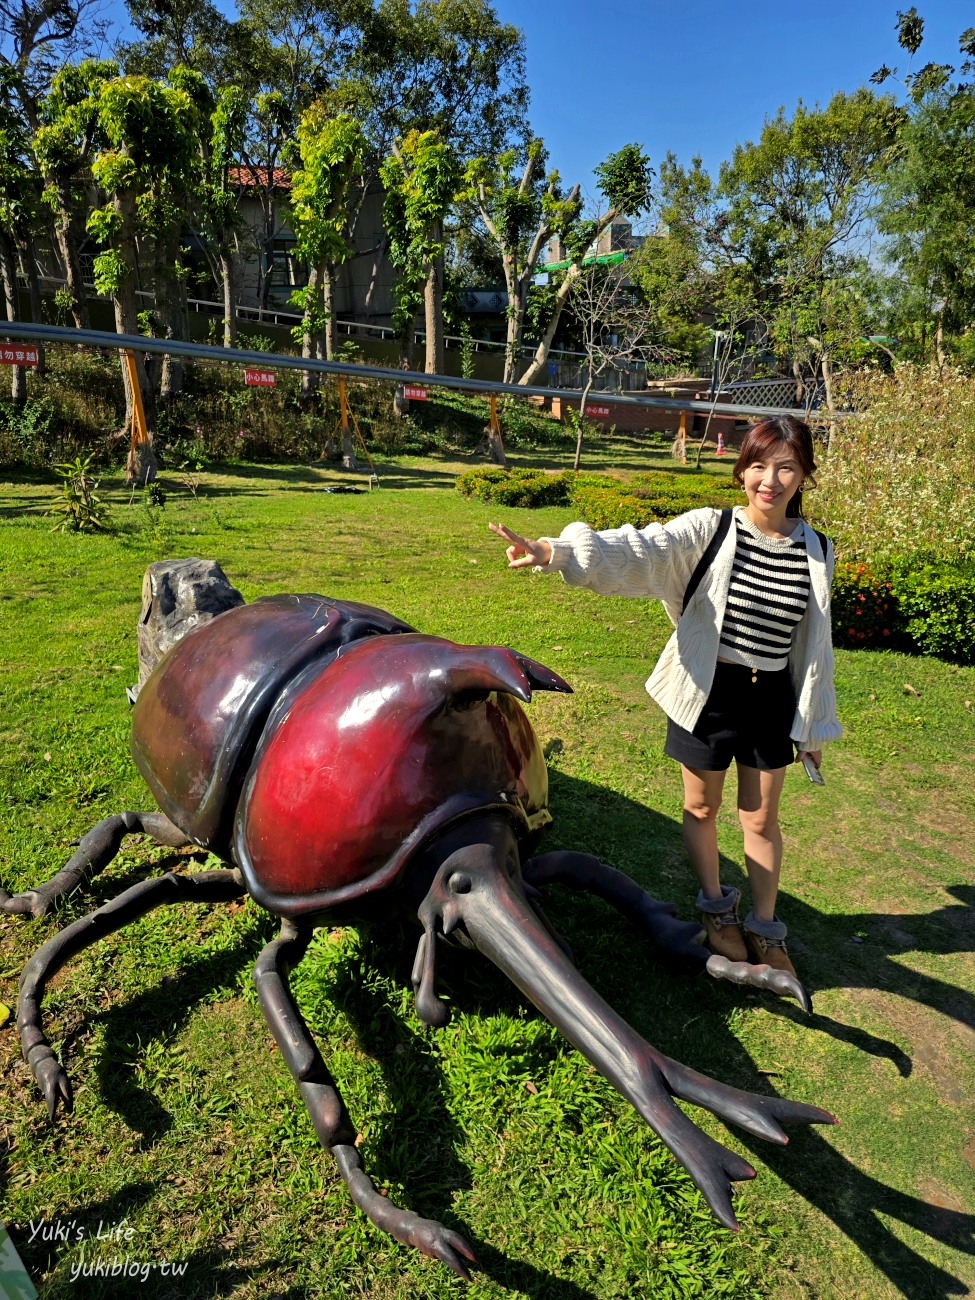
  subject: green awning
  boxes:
[541,251,628,273]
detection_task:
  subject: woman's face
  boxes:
[741,445,803,518]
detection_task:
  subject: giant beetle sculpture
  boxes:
[2,593,835,1278]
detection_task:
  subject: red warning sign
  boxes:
[403,384,427,400]
[244,368,276,386]
[0,344,39,366]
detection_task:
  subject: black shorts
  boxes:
[664,661,796,772]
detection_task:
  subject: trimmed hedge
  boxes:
[456,466,736,526]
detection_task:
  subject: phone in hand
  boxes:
[801,753,825,785]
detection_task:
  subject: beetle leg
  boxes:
[522,851,813,1011]
[1,811,191,917]
[522,851,710,963]
[253,922,477,1281]
[16,869,245,1118]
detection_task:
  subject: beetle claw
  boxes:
[30,1049,73,1118]
[705,955,813,1013]
[412,1220,476,1280]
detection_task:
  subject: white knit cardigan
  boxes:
[540,505,842,750]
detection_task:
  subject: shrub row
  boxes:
[456,465,737,525]
[830,559,975,664]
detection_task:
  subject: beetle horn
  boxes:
[416,816,835,1230]
[442,646,572,708]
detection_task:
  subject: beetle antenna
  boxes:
[411,926,451,1028]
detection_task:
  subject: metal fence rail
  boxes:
[1,321,847,422]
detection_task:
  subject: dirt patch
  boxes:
[853,988,969,1106]
[915,1176,970,1240]
[963,1137,975,1172]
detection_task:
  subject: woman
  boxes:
[489,415,840,977]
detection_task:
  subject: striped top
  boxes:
[717,511,811,670]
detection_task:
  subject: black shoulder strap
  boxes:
[813,527,828,557]
[682,509,732,614]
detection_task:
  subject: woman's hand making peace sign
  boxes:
[488,522,553,569]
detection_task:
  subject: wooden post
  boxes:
[123,349,157,484]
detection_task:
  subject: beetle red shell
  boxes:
[131,595,568,917]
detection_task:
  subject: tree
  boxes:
[87,71,201,466]
[232,0,368,309]
[0,68,40,401]
[462,138,582,384]
[357,0,527,161]
[287,102,366,416]
[516,144,654,387]
[33,58,115,330]
[873,12,975,366]
[719,89,902,425]
[561,261,656,470]
[197,82,249,347]
[119,0,236,81]
[380,127,461,378]
[0,0,107,120]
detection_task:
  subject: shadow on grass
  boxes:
[313,929,599,1297]
[538,771,975,1300]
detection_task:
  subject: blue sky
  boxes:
[489,0,971,200]
[93,0,970,198]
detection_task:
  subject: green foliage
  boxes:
[457,466,575,508]
[47,455,111,532]
[381,128,462,339]
[289,105,366,268]
[593,142,654,215]
[893,558,975,664]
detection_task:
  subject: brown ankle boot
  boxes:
[743,914,797,978]
[697,886,749,963]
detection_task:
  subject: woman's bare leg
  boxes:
[679,765,727,900]
[735,764,788,923]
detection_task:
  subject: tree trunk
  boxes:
[53,189,90,330]
[0,233,27,404]
[503,271,527,386]
[20,237,47,376]
[424,231,444,375]
[157,235,184,399]
[300,263,321,403]
[573,376,594,471]
[342,418,358,470]
[517,264,582,387]
[393,333,414,418]
[220,247,238,348]
[323,264,336,361]
[820,351,838,454]
[113,195,157,472]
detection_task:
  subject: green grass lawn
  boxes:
[1,444,973,1299]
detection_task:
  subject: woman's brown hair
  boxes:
[732,415,818,518]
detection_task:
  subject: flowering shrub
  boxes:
[814,364,975,565]
[830,561,902,650]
